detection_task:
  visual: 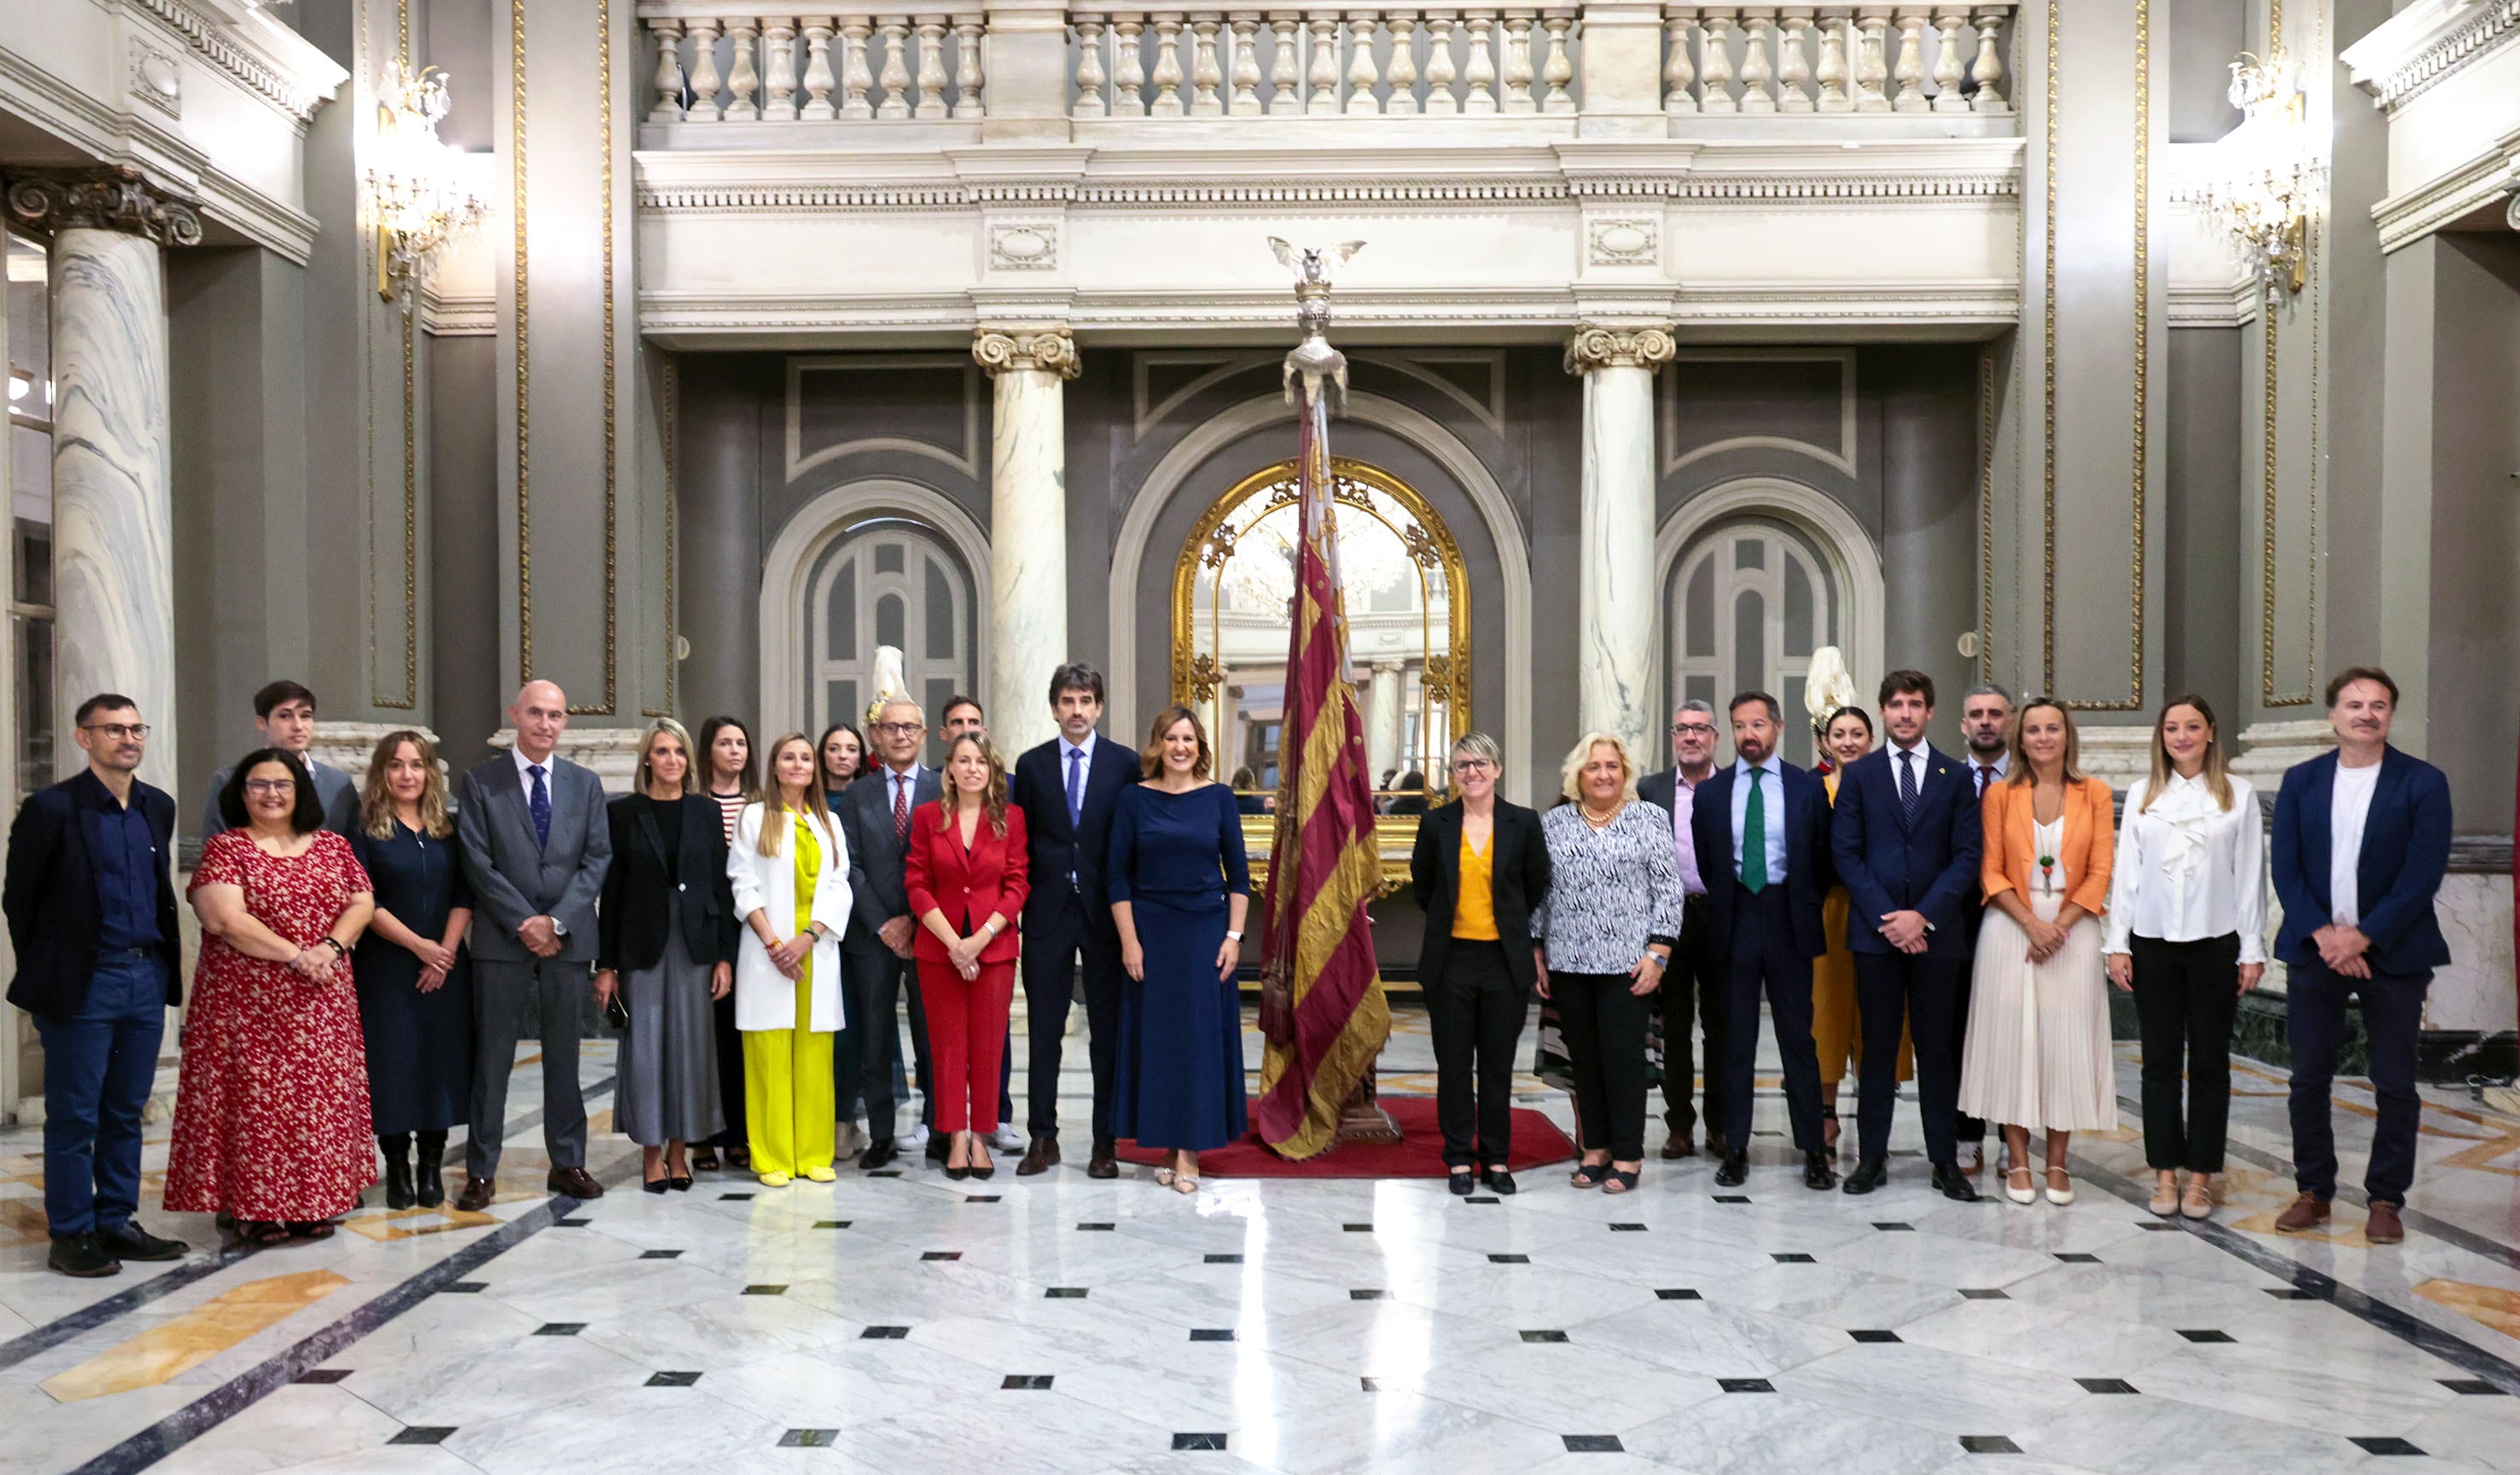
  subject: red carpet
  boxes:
[1115,1098,1574,1179]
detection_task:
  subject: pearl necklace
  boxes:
[1580,801,1622,828]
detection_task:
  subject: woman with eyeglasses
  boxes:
[1410,733,1551,1194]
[166,751,378,1245]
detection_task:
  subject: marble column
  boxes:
[974,327,1079,759]
[1364,661,1404,781]
[4,169,200,791]
[1565,324,1673,758]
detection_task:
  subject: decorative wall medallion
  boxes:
[1587,218,1657,265]
[129,38,183,118]
[988,223,1057,270]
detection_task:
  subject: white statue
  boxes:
[864,645,908,728]
[1270,238,1365,410]
[1805,646,1858,743]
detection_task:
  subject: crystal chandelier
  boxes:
[365,62,488,303]
[2194,50,2321,298]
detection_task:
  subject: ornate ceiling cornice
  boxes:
[128,0,343,124]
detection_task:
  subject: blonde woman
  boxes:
[905,735,1030,1180]
[1961,700,2116,1206]
[1531,731,1684,1194]
[349,732,473,1210]
[727,735,854,1186]
[2104,695,2265,1220]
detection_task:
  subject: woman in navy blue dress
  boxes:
[1109,705,1251,1194]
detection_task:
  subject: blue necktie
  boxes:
[1898,750,1920,828]
[1066,746,1085,831]
[528,764,552,847]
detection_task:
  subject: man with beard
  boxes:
[1953,683,2013,1175]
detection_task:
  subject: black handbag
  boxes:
[603,987,631,1032]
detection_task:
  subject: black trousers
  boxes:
[1556,970,1652,1162]
[2128,932,2241,1172]
[1852,950,1969,1169]
[1719,882,1825,1154]
[847,945,935,1147]
[708,990,747,1150]
[2286,959,2430,1206]
[1021,904,1126,1146]
[1657,893,1729,1149]
[1428,940,1528,1168]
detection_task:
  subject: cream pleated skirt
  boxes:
[1958,893,2118,1133]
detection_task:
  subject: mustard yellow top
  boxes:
[1452,831,1499,940]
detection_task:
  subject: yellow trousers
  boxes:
[742,964,835,1178]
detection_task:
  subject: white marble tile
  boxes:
[144,1385,404,1475]
[1617,1390,1966,1475]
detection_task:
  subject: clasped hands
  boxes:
[2311,922,2372,979]
[287,944,340,984]
[518,915,563,958]
[408,938,457,993]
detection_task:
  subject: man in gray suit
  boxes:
[451,680,613,1208]
[840,696,941,1170]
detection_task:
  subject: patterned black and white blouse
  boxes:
[1531,800,1686,975]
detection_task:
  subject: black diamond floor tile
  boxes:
[1343,1223,1373,1232]
[1521,1329,1570,1344]
[1465,1195,1500,1204]
[1712,1194,1752,1204]
[1848,1329,1901,1344]
[1077,1222,1115,1231]
[554,1217,590,1227]
[1173,1432,1229,1451]
[648,1371,702,1387]
[1656,1288,1702,1300]
[2054,1252,2101,1263]
[2265,1287,2319,1298]
[1205,1253,1243,1263]
[1490,1253,1531,1264]
[1771,1252,1816,1263]
[2350,1437,2425,1456]
[742,1285,786,1296]
[921,1251,961,1261]
[2176,1329,2235,1344]
[1350,1289,1385,1300]
[293,1369,352,1384]
[638,1249,684,1259]
[1717,1379,1774,1393]
[966,1195,1001,1203]
[2075,1378,2139,1394]
[2440,1379,2506,1395]
[1003,1374,1054,1390]
[439,1282,487,1294]
[534,1323,585,1336]
[778,1429,839,1447]
[1609,1222,1646,1232]
[813,1221,850,1230]
[1871,1222,1914,1231]
[867,1170,904,1178]
[1045,1287,1087,1298]
[1958,1435,2021,1454]
[1561,1435,1623,1453]
[1190,1328,1236,1342]
[719,1193,754,1201]
[1360,1376,1382,1391]
[1958,1288,2010,1299]
[862,1326,911,1339]
[389,1427,458,1445]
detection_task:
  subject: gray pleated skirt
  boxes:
[616,911,726,1147]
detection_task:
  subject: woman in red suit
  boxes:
[905,733,1030,1179]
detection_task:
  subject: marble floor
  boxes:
[3,1001,2517,1475]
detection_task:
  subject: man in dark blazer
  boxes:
[1638,699,1726,1159]
[4,694,189,1277]
[2269,666,2452,1246]
[841,695,944,1170]
[1691,691,1838,1192]
[1831,669,1983,1201]
[1008,664,1139,1177]
[452,680,614,1209]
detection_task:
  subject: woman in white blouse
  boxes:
[2104,696,2266,1221]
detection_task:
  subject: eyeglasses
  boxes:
[871,722,925,737]
[1449,758,1494,775]
[83,723,149,740]
[1669,723,1716,738]
[243,779,297,795]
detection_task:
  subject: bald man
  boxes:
[451,681,614,1208]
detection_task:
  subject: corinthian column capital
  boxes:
[1563,323,1677,375]
[3,166,202,247]
[973,325,1081,380]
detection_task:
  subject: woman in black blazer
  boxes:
[596,719,741,1192]
[1410,732,1552,1195]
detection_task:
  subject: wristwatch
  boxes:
[1225,930,1243,942]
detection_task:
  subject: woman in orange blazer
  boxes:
[905,734,1031,1180]
[1958,699,2117,1206]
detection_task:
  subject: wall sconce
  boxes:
[365,61,487,303]
[2194,50,2322,298]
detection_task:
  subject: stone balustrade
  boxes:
[1662,4,2012,116]
[1067,9,1583,119]
[642,10,989,122]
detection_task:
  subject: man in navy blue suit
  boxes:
[2269,667,2450,1246]
[1831,669,1984,1201]
[1009,663,1139,1179]
[1691,692,1839,1192]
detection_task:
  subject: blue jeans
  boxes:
[35,949,168,1237]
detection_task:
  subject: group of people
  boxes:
[9,665,1265,1276]
[1405,665,2450,1244]
[7,653,2452,1278]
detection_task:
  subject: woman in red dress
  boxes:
[166,749,377,1243]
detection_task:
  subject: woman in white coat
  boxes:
[728,733,853,1187]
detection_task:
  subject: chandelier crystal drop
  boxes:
[365,61,489,303]
[2194,49,2322,299]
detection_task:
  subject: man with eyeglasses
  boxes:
[1638,699,1729,1160]
[837,698,945,1170]
[5,694,190,1276]
[197,680,357,839]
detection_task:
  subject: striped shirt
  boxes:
[707,789,749,847]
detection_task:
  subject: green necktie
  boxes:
[1740,768,1767,894]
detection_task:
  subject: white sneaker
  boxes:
[906,1123,930,1149]
[990,1122,1024,1153]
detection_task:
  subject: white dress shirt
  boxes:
[510,745,557,806]
[1728,758,1788,886]
[2330,761,2382,927]
[2104,771,2267,963]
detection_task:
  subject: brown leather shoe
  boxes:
[1017,1136,1061,1176]
[455,1176,497,1213]
[1086,1141,1119,1180]
[2365,1201,2406,1245]
[1660,1131,1694,1160]
[2273,1191,2331,1234]
[547,1165,603,1199]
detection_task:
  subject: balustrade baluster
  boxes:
[1229,13,1265,111]
[1813,7,1849,111]
[760,19,799,120]
[1345,15,1382,113]
[1929,9,1966,111]
[1852,6,1889,111]
[953,14,986,116]
[1424,11,1460,113]
[684,19,724,119]
[1189,14,1225,113]
[649,20,686,120]
[1388,14,1423,114]
[1305,13,1341,113]
[1499,10,1535,113]
[801,19,841,119]
[1266,14,1302,111]
[840,17,876,117]
[1737,9,1775,112]
[1776,8,1813,110]
[1662,6,1696,113]
[1968,8,2006,112]
[726,21,762,119]
[1113,15,1148,113]
[876,15,912,116]
[1073,16,1109,114]
[913,16,951,116]
[1696,9,1735,113]
[1462,10,1497,113]
[1539,10,1574,113]
[1149,13,1186,114]
[1888,8,1928,109]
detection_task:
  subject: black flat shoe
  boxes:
[1714,1153,1749,1188]
[1481,1167,1517,1196]
[1932,1164,1982,1202]
[1842,1159,1889,1195]
[1802,1150,1839,1191]
[1449,1170,1475,1197]
[859,1141,899,1171]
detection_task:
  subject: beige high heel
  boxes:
[2180,1174,2214,1220]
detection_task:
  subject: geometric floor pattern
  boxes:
[3,1001,2517,1473]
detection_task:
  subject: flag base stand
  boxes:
[1335,1070,1402,1146]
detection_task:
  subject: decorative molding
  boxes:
[783,354,983,481]
[487,726,649,795]
[1349,351,1510,438]
[2369,131,2520,253]
[127,38,183,119]
[308,721,442,789]
[1,166,202,246]
[986,221,1060,270]
[1586,217,1657,265]
[638,172,2023,214]
[597,0,620,716]
[971,325,1080,377]
[1563,324,1676,373]
[1660,348,1859,479]
[416,287,497,335]
[2340,0,2520,113]
[129,0,339,123]
[1132,352,1275,440]
[511,0,534,694]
